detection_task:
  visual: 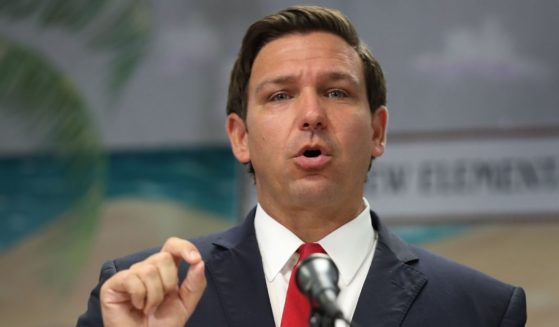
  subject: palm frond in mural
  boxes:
[0,0,153,289]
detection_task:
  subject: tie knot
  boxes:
[281,243,326,327]
[297,243,325,262]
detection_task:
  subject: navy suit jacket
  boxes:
[77,208,527,326]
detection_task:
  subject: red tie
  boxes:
[280,243,326,327]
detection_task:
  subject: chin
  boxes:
[291,182,338,204]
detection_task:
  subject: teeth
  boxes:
[304,149,321,158]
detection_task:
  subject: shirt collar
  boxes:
[254,204,303,282]
[254,199,375,286]
[320,198,375,286]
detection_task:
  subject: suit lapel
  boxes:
[204,209,426,327]
[206,209,275,327]
[352,212,427,326]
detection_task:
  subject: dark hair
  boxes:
[226,5,387,120]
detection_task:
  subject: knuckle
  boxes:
[145,264,159,277]
[165,236,194,249]
[124,277,145,297]
[147,287,164,305]
[134,263,158,279]
[155,251,173,265]
[147,251,165,265]
[129,284,146,298]
[165,236,182,246]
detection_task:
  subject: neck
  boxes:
[258,197,366,242]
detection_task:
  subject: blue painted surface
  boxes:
[105,147,238,218]
[0,146,238,251]
[0,154,83,251]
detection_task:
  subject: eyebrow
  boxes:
[324,71,360,88]
[253,71,361,95]
[253,75,297,95]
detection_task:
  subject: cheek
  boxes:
[340,111,372,136]
[342,118,375,156]
[249,114,286,142]
[247,123,278,159]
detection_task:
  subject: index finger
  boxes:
[160,237,202,265]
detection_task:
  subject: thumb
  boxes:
[179,260,207,319]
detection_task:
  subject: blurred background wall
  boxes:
[0,1,557,326]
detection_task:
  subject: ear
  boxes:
[370,105,388,158]
[226,113,250,163]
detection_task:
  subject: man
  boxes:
[78,6,527,327]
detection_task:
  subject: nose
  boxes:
[299,92,327,131]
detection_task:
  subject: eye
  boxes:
[269,92,291,102]
[326,89,348,99]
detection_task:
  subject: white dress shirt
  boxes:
[254,198,378,327]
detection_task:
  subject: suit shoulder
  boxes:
[109,226,236,271]
[410,244,518,296]
[403,245,526,325]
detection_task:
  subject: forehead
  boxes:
[248,32,364,88]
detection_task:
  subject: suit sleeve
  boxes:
[500,287,527,327]
[76,260,118,327]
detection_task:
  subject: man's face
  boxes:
[227,32,387,213]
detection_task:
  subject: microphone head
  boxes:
[296,253,342,318]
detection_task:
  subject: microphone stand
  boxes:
[309,309,336,327]
[308,310,357,327]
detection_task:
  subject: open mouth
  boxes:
[295,146,331,169]
[303,149,322,158]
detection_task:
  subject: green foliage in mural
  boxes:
[0,0,153,290]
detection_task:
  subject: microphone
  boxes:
[296,253,344,320]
